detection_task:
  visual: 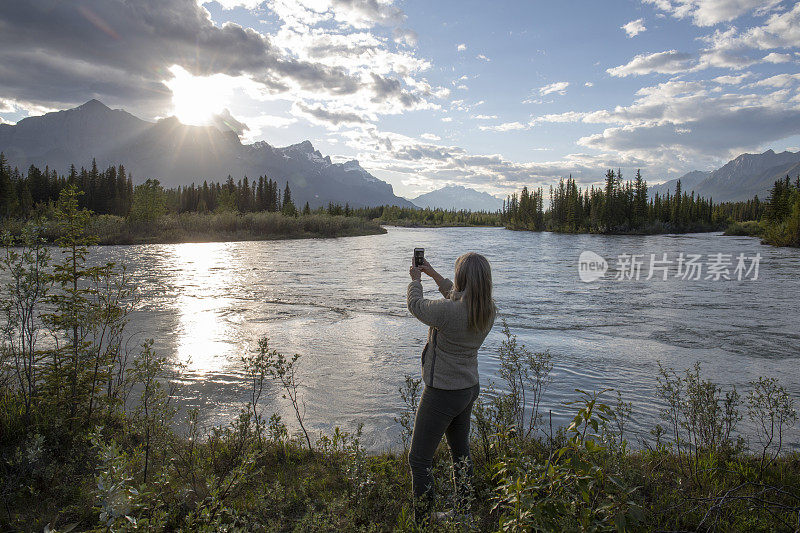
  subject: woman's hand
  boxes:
[409,265,422,281]
[419,259,436,277]
[420,259,445,285]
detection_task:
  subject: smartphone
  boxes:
[414,248,425,267]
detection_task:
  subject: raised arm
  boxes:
[407,280,450,329]
[419,259,453,298]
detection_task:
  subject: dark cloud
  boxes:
[294,102,366,126]
[0,0,421,117]
[581,106,800,156]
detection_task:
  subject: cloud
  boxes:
[420,133,440,141]
[575,78,800,165]
[751,73,800,88]
[607,50,693,76]
[539,81,570,96]
[643,0,783,27]
[622,18,647,37]
[531,111,590,125]
[476,54,491,61]
[457,43,466,51]
[0,0,432,122]
[479,121,527,132]
[585,81,595,87]
[762,52,793,63]
[342,125,658,195]
[238,113,298,143]
[471,114,498,120]
[712,73,752,84]
[292,101,369,128]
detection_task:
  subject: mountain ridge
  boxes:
[649,149,800,202]
[411,185,503,212]
[0,100,413,208]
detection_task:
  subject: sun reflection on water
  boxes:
[168,242,236,374]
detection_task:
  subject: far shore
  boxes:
[1,211,387,246]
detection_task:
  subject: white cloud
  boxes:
[607,50,693,76]
[239,113,298,143]
[420,133,440,141]
[576,78,800,166]
[539,81,569,96]
[763,52,794,64]
[471,114,498,119]
[751,73,800,88]
[457,43,466,51]
[479,121,527,132]
[643,0,784,27]
[585,81,594,87]
[712,73,752,84]
[476,54,491,62]
[530,111,590,125]
[622,18,647,38]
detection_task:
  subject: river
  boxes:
[89,227,800,449]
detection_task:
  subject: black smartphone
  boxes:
[414,248,425,267]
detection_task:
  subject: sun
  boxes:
[165,65,230,125]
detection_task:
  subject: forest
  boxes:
[1,155,797,246]
[502,170,723,234]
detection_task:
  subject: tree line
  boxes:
[501,170,721,233]
[0,154,306,220]
[761,175,800,246]
[0,154,134,218]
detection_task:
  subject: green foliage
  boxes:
[760,175,800,247]
[256,337,312,449]
[493,389,643,532]
[746,377,797,476]
[128,179,167,221]
[503,172,721,234]
[724,219,764,237]
[394,375,422,450]
[355,204,502,227]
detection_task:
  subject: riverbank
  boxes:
[725,220,800,248]
[3,365,798,532]
[1,211,386,244]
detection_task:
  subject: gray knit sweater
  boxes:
[407,278,494,390]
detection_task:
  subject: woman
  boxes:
[406,252,496,523]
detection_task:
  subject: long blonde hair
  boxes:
[452,252,496,333]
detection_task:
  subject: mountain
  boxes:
[649,149,800,202]
[410,185,503,212]
[0,100,413,208]
[648,170,710,199]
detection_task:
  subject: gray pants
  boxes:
[408,383,480,517]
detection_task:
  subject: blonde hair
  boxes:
[452,252,496,333]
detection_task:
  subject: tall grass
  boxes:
[0,211,386,245]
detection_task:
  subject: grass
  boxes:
[724,220,764,237]
[0,211,386,245]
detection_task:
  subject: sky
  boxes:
[1,0,800,199]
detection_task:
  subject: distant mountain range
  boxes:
[411,185,503,212]
[0,100,414,208]
[649,149,800,202]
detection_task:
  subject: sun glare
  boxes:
[165,65,231,126]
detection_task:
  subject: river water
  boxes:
[89,227,800,449]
